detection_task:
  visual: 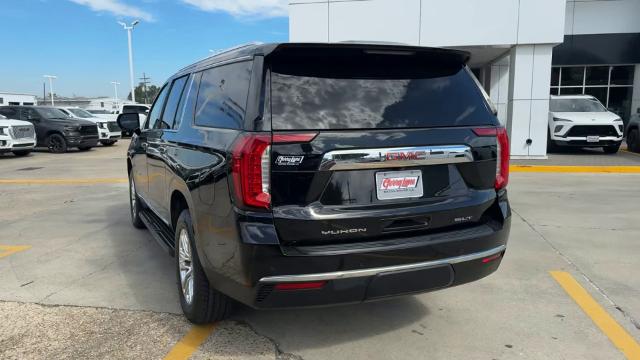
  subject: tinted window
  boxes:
[146,85,170,130]
[270,64,495,130]
[0,107,18,119]
[123,105,149,114]
[550,98,606,112]
[174,74,200,130]
[158,75,189,129]
[194,61,252,129]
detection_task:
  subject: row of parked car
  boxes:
[0,104,149,155]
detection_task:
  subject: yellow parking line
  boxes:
[511,165,640,173]
[0,178,127,185]
[0,245,31,259]
[163,324,216,360]
[550,271,640,359]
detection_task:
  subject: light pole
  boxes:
[118,20,140,103]
[110,81,120,107]
[43,75,57,106]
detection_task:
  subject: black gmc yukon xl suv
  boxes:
[118,43,511,323]
[0,106,98,153]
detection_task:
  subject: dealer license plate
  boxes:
[375,170,423,200]
[586,136,600,143]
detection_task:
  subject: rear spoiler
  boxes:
[264,42,470,65]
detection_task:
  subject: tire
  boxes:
[129,175,145,229]
[627,129,640,153]
[78,146,93,151]
[12,150,31,157]
[47,133,67,153]
[175,209,230,324]
[101,140,116,146]
[603,143,621,154]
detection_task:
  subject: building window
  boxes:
[8,102,19,105]
[0,98,3,104]
[550,65,635,123]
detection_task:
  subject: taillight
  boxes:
[473,127,510,190]
[231,134,271,209]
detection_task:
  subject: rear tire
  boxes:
[12,150,31,157]
[627,129,640,153]
[129,175,145,229]
[603,143,620,154]
[101,140,116,146]
[78,146,92,151]
[175,209,230,324]
[47,133,67,153]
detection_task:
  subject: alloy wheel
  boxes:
[178,229,194,305]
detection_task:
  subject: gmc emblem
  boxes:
[384,151,427,161]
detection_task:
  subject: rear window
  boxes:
[269,55,496,130]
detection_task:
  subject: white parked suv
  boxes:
[86,104,149,136]
[548,95,624,153]
[57,107,121,146]
[0,114,37,156]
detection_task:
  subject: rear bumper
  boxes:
[253,245,505,308]
[202,198,511,309]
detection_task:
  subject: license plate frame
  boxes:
[586,135,600,143]
[375,170,423,201]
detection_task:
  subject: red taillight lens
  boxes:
[274,281,327,291]
[473,127,510,190]
[495,127,510,190]
[231,134,271,209]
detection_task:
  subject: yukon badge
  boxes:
[276,155,304,166]
[321,228,367,236]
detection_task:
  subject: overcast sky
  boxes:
[0,0,289,98]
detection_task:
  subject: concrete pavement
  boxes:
[0,141,639,359]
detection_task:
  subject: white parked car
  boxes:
[57,107,121,146]
[548,95,624,153]
[0,114,37,156]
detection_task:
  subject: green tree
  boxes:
[127,83,159,104]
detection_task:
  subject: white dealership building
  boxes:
[289,0,640,158]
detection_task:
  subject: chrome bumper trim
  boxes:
[259,244,506,283]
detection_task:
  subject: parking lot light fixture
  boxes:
[43,75,57,106]
[118,20,140,103]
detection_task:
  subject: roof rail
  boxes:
[209,42,264,57]
[177,42,263,74]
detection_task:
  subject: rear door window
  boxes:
[194,61,252,129]
[270,58,496,130]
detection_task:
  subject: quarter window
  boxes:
[145,85,170,130]
[194,61,252,129]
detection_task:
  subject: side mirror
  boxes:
[117,113,140,134]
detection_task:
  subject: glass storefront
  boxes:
[550,65,635,123]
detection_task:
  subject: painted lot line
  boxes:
[1,164,640,186]
[0,245,31,259]
[551,271,640,360]
[163,324,216,360]
[511,165,640,173]
[0,178,127,185]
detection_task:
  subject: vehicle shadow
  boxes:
[234,294,429,351]
[103,198,430,347]
[101,200,181,314]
